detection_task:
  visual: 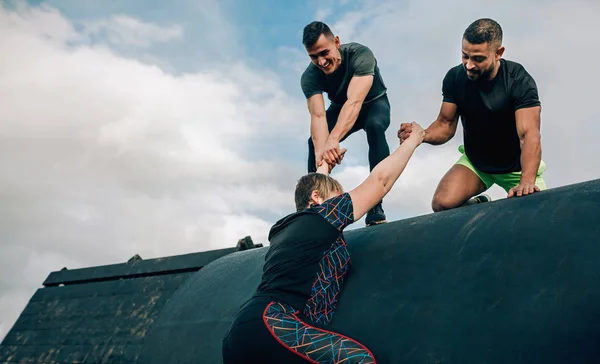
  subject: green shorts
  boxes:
[455,145,547,193]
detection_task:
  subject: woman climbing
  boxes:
[221,122,425,363]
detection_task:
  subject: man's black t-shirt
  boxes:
[442,58,541,174]
[252,192,355,325]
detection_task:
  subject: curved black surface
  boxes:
[138,247,266,363]
[140,179,600,364]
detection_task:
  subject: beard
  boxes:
[464,63,495,81]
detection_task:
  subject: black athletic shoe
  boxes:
[463,194,492,206]
[365,203,387,226]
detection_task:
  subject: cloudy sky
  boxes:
[1,0,598,340]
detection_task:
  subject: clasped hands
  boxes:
[397,121,424,144]
[316,138,347,173]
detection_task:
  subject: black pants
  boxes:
[307,94,391,173]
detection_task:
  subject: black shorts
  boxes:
[222,297,376,363]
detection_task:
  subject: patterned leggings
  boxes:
[222,300,375,363]
[263,301,375,363]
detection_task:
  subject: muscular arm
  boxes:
[328,75,373,142]
[423,102,459,145]
[515,106,542,184]
[349,125,423,221]
[307,94,329,157]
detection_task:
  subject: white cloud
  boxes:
[0,3,306,340]
[314,8,332,21]
[0,1,82,44]
[84,14,182,49]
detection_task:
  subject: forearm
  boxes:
[520,133,541,184]
[372,139,419,193]
[423,120,455,145]
[328,100,361,142]
[316,161,330,175]
[310,115,329,151]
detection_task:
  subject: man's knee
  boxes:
[363,97,391,134]
[364,117,389,135]
[431,188,475,212]
[431,194,459,212]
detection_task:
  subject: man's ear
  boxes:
[496,45,505,60]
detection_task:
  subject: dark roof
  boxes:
[0,235,262,363]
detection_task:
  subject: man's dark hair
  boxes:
[302,21,334,48]
[463,18,503,49]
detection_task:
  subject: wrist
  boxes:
[316,162,330,175]
[422,129,432,144]
[403,137,421,149]
[520,169,536,183]
[327,132,341,143]
[520,177,536,185]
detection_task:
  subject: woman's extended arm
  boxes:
[349,122,425,221]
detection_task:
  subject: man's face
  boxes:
[461,38,504,81]
[305,34,342,75]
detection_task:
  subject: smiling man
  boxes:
[300,21,390,226]
[398,18,547,212]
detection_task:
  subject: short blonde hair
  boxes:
[294,173,344,211]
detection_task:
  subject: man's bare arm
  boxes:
[515,106,542,184]
[307,94,329,165]
[328,75,373,143]
[423,102,459,145]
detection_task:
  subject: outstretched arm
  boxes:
[316,162,330,175]
[349,122,425,221]
[423,102,459,144]
[508,106,542,197]
[398,102,458,145]
[307,94,329,169]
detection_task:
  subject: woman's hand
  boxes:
[405,122,425,146]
